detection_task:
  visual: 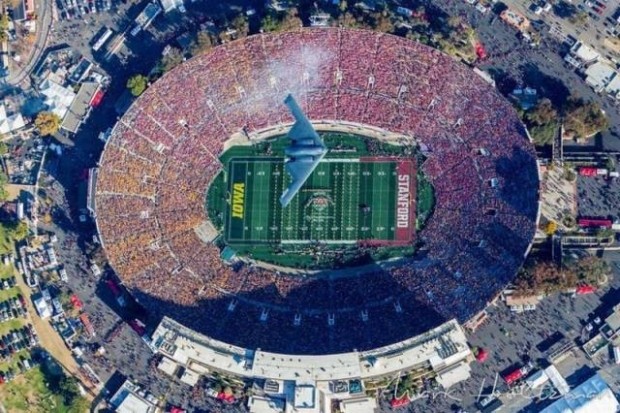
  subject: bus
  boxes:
[92,28,113,52]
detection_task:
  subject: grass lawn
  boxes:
[0,224,14,256]
[0,348,29,374]
[0,317,24,337]
[0,285,19,302]
[0,365,86,413]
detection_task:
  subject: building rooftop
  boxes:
[157,356,178,376]
[540,373,619,413]
[248,396,285,413]
[571,42,600,63]
[253,352,361,382]
[604,306,620,332]
[116,393,154,413]
[39,78,76,120]
[339,397,377,413]
[61,81,99,133]
[159,0,184,12]
[109,379,158,413]
[294,384,315,409]
[584,62,617,92]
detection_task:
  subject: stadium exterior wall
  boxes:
[150,316,473,384]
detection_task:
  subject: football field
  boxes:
[225,157,415,245]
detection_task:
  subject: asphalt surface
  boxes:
[25,0,620,412]
[395,267,620,413]
[440,0,620,151]
[7,0,53,87]
[577,173,620,217]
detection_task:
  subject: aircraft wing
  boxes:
[284,94,324,148]
[280,155,324,207]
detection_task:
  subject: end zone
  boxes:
[358,157,416,246]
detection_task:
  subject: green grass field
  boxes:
[205,132,433,269]
[225,157,415,245]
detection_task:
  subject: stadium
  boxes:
[94,28,540,356]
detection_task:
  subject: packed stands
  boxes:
[94,28,539,355]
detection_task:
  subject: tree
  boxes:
[527,98,557,126]
[231,14,249,38]
[525,99,559,146]
[0,141,7,155]
[564,97,608,139]
[544,221,558,235]
[338,12,360,28]
[58,375,80,405]
[191,31,214,56]
[12,221,28,240]
[596,228,614,240]
[373,11,394,33]
[514,261,577,296]
[261,14,281,32]
[261,8,302,32]
[447,15,462,29]
[127,74,148,97]
[278,8,303,32]
[34,112,61,136]
[0,14,9,42]
[605,155,616,171]
[159,47,184,73]
[0,172,8,202]
[569,11,588,25]
[571,256,611,286]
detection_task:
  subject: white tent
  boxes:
[39,79,76,120]
[0,105,26,135]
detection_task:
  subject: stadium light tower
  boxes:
[279,94,327,207]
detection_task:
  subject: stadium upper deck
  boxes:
[94,28,540,355]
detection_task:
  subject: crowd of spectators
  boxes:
[94,28,539,354]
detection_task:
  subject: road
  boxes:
[7,0,53,87]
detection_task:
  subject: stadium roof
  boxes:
[540,373,619,413]
[253,352,361,381]
[151,316,472,383]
